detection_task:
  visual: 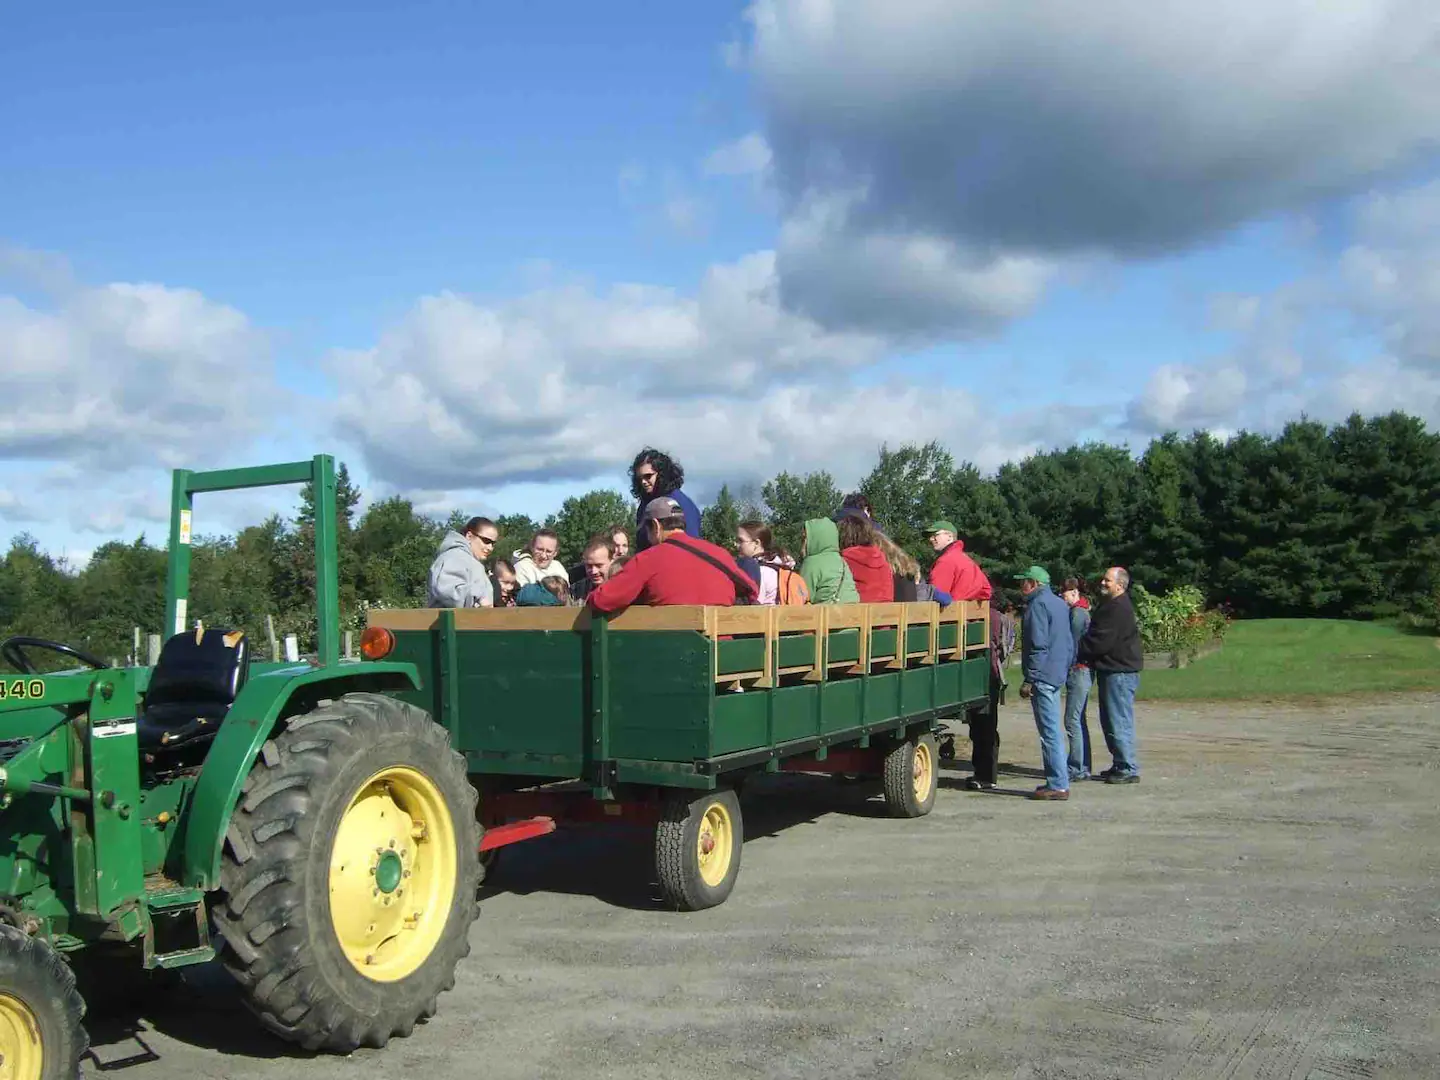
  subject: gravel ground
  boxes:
[86,692,1440,1079]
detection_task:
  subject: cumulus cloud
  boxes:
[776,192,1058,336]
[1125,180,1440,439]
[329,248,1090,497]
[1341,181,1440,366]
[746,0,1440,256]
[704,133,773,177]
[0,258,281,472]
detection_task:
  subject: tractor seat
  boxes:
[137,628,250,761]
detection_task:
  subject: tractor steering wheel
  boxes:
[0,636,111,676]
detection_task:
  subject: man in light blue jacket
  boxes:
[1016,565,1076,801]
[426,517,498,608]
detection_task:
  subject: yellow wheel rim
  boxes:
[328,766,458,983]
[695,801,734,889]
[0,992,43,1080]
[912,741,934,803]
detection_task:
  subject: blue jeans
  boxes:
[1064,666,1093,778]
[1096,670,1140,776]
[1028,679,1068,791]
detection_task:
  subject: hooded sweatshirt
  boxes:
[841,545,895,603]
[800,519,860,604]
[512,548,569,589]
[426,531,494,608]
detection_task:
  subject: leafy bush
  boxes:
[1131,583,1229,654]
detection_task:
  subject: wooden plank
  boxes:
[759,607,778,688]
[888,603,909,670]
[368,608,439,631]
[775,607,826,632]
[713,607,773,637]
[371,605,715,633]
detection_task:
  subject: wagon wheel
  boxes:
[654,787,743,911]
[882,733,938,818]
[0,925,87,1080]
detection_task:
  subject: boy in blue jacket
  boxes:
[1016,566,1076,801]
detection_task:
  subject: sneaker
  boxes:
[1069,771,1090,782]
[963,778,995,791]
[1104,772,1140,785]
[1092,767,1119,781]
[1029,786,1069,801]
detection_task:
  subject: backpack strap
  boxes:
[665,537,758,602]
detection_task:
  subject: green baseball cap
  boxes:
[924,520,957,536]
[1014,565,1051,585]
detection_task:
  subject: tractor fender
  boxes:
[179,661,421,890]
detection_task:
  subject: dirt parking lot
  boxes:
[86,693,1440,1079]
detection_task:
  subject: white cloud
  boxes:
[1341,181,1440,366]
[704,133,773,177]
[661,194,710,240]
[776,191,1059,336]
[746,0,1440,255]
[731,0,1440,339]
[0,264,281,472]
[329,247,1091,497]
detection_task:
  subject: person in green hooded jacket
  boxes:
[799,518,860,604]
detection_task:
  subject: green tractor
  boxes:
[0,456,482,1077]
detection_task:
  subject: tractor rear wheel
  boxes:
[213,693,480,1053]
[0,925,86,1080]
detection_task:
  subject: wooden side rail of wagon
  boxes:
[369,600,989,691]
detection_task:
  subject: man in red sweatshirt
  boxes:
[925,520,992,601]
[587,497,756,612]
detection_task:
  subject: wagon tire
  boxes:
[655,787,743,911]
[0,924,87,1080]
[214,693,480,1053]
[883,732,938,818]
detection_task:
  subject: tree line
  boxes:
[2,411,1438,667]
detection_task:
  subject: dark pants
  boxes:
[967,677,1002,785]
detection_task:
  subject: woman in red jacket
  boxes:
[838,515,895,603]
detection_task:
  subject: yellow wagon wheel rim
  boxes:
[696,801,734,889]
[0,991,43,1080]
[912,740,934,803]
[328,766,458,982]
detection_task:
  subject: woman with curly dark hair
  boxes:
[629,446,701,551]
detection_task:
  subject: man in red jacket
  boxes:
[924,520,992,601]
[587,497,756,612]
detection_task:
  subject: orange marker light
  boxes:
[359,626,395,661]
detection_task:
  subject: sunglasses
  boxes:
[475,534,498,546]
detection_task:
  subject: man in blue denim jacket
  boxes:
[1016,566,1076,801]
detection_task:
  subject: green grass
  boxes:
[1137,619,1440,701]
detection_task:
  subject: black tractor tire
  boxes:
[212,692,481,1053]
[654,787,743,911]
[0,924,87,1080]
[882,732,938,818]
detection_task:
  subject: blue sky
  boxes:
[3,1,1438,563]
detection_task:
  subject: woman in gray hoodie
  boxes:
[426,517,497,608]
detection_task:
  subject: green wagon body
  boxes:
[369,601,992,795]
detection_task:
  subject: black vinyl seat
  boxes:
[137,628,250,763]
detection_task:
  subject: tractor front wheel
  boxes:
[0,925,86,1080]
[213,693,480,1053]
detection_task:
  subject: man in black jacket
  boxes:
[1077,566,1143,785]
